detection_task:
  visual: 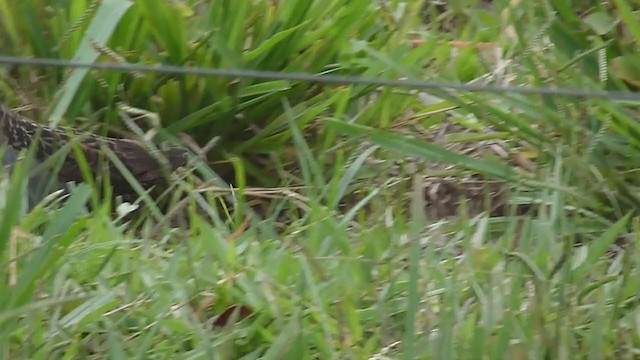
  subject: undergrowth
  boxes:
[1,0,640,358]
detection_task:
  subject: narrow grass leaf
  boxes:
[9,183,91,308]
[326,119,517,180]
[329,145,378,208]
[59,290,116,328]
[0,148,29,269]
[239,81,292,97]
[402,233,420,360]
[587,289,606,360]
[261,316,301,360]
[283,99,325,192]
[573,213,630,283]
[244,22,310,62]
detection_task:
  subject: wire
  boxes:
[1,55,639,101]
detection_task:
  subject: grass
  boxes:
[2,0,640,358]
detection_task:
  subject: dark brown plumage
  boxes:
[0,103,188,201]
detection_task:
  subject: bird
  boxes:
[0,102,188,207]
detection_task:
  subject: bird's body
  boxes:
[0,103,187,205]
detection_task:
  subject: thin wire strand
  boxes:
[1,55,639,101]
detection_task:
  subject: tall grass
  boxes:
[1,0,640,358]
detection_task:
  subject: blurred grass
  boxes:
[1,0,640,358]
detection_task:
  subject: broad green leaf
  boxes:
[48,0,133,127]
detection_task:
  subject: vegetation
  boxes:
[1,0,640,358]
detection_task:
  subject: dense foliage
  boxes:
[1,0,640,358]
